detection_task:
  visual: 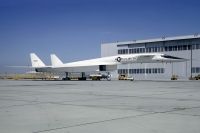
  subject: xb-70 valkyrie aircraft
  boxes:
[30,53,187,80]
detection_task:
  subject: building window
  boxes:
[165,46,168,51]
[169,46,173,51]
[188,45,191,50]
[147,48,150,52]
[155,68,158,73]
[118,69,122,74]
[192,67,200,73]
[196,44,200,49]
[118,49,128,54]
[118,50,121,54]
[146,69,149,74]
[125,68,165,74]
[183,45,187,50]
[157,68,161,73]
[140,48,145,53]
[142,69,145,73]
[172,46,177,51]
[124,39,200,55]
[129,49,132,54]
[148,68,152,74]
[197,67,200,73]
[161,68,164,73]
[178,45,182,51]
[118,69,129,74]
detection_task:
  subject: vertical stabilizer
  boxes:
[51,54,63,66]
[30,53,45,67]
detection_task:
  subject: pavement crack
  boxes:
[33,112,156,133]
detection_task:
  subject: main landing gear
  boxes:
[62,72,87,81]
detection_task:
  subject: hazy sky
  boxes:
[0,0,200,73]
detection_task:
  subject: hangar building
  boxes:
[101,34,200,80]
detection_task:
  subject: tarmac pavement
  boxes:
[0,80,200,133]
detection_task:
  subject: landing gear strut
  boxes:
[106,72,111,81]
[78,72,87,80]
[62,72,71,80]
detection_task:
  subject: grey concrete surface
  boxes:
[0,80,200,133]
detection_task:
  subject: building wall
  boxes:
[101,43,118,57]
[101,37,200,80]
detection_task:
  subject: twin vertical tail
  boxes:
[30,53,46,67]
[30,53,63,67]
[50,54,63,66]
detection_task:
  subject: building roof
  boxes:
[102,34,200,46]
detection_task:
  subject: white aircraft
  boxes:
[30,53,187,80]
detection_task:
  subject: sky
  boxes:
[0,0,200,73]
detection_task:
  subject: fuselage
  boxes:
[34,53,187,73]
[54,53,185,67]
